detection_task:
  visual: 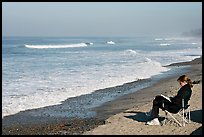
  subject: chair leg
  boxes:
[183,108,185,127]
[165,111,182,127]
[183,107,191,124]
[188,107,191,123]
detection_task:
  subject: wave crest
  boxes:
[107,41,115,44]
[143,57,162,67]
[124,49,138,56]
[160,43,171,46]
[25,43,88,49]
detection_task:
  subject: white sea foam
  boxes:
[164,38,172,40]
[107,41,115,44]
[191,42,197,45]
[155,38,163,41]
[2,54,169,118]
[124,49,138,56]
[25,43,88,49]
[145,48,202,66]
[160,43,171,46]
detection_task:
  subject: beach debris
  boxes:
[192,80,201,84]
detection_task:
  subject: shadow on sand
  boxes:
[190,109,202,123]
[123,110,165,123]
[190,109,202,135]
[123,109,202,135]
[123,111,150,122]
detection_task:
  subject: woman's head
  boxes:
[177,75,193,88]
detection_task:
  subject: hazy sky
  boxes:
[2,2,202,37]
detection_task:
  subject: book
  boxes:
[160,94,171,102]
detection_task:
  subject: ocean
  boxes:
[2,36,202,118]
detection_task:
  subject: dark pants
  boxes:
[151,95,181,118]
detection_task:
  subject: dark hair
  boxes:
[177,75,193,88]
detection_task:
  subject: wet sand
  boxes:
[2,56,202,135]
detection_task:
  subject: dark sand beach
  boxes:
[2,56,202,135]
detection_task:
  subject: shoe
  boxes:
[146,118,160,125]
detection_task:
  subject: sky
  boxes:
[2,2,202,37]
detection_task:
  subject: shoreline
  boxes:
[2,56,202,135]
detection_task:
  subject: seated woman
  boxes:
[146,75,193,125]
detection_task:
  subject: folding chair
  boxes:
[162,99,191,127]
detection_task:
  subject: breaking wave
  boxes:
[160,43,171,46]
[107,41,115,44]
[124,49,138,56]
[25,43,88,49]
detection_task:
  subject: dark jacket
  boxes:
[171,83,192,108]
